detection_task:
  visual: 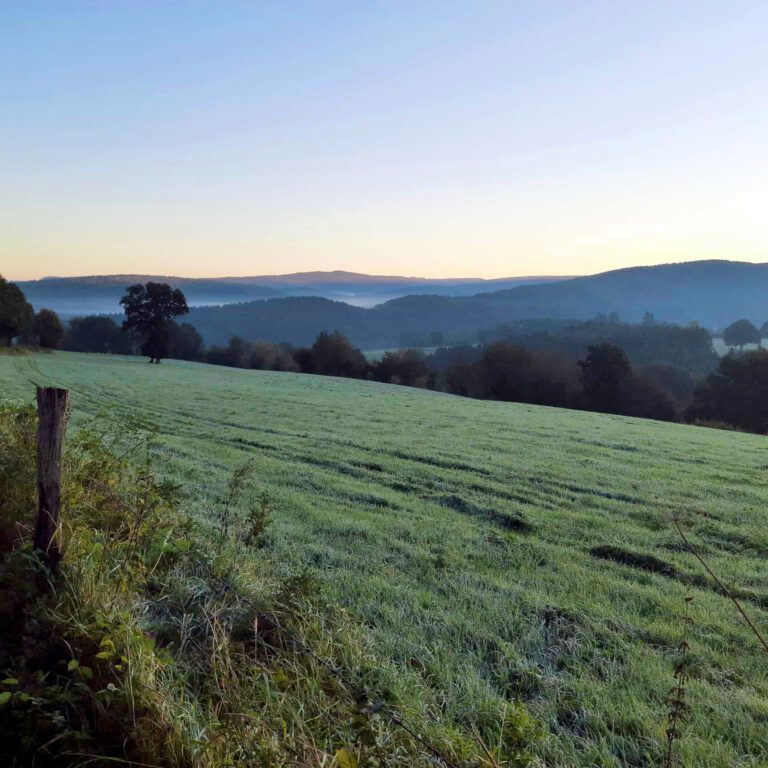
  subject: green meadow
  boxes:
[2,351,767,767]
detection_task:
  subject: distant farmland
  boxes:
[3,351,767,767]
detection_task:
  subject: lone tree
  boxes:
[120,282,189,363]
[722,319,760,350]
[35,308,64,349]
[0,275,34,346]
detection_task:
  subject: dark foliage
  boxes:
[482,318,717,374]
[34,308,64,349]
[181,261,768,348]
[249,340,299,372]
[372,349,431,387]
[64,316,134,354]
[169,321,204,361]
[206,335,250,368]
[202,328,658,417]
[196,331,682,423]
[438,341,676,421]
[444,362,484,398]
[0,276,34,346]
[297,331,368,378]
[191,297,372,347]
[121,282,189,363]
[637,364,697,410]
[426,344,483,371]
[688,349,768,433]
[206,336,298,371]
[577,343,677,420]
[623,374,677,422]
[579,343,633,414]
[722,319,761,349]
[446,343,577,408]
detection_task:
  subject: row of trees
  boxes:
[1,277,194,361]
[61,314,204,360]
[198,335,678,421]
[201,333,768,433]
[443,342,679,421]
[4,276,768,432]
[0,276,64,348]
[479,317,718,373]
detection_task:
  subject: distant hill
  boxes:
[185,260,768,346]
[481,260,768,327]
[16,277,284,317]
[16,272,565,316]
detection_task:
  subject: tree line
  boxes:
[3,276,768,433]
[1,276,196,359]
[174,330,768,434]
[1,276,65,349]
[477,314,719,373]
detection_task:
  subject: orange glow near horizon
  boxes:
[2,3,768,281]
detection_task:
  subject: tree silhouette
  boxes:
[722,319,760,350]
[120,282,189,363]
[579,342,631,414]
[65,316,132,354]
[35,308,64,349]
[0,276,34,346]
[374,349,429,387]
[169,321,204,361]
[688,349,768,433]
[302,332,368,378]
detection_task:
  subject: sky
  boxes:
[2,1,768,280]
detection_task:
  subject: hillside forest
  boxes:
[3,275,768,434]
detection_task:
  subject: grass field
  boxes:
[2,351,767,767]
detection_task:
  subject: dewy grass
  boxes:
[2,350,768,767]
[1,402,530,766]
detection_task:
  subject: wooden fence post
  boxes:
[33,387,70,575]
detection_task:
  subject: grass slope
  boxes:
[2,351,767,767]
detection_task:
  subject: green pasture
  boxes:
[2,351,767,767]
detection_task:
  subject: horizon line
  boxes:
[9,257,768,284]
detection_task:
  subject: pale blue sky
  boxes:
[2,1,768,279]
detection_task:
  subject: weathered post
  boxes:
[33,387,70,576]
